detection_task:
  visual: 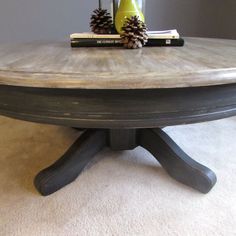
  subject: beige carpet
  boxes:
[0,116,236,236]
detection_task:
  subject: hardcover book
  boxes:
[70,38,185,47]
[70,29,180,40]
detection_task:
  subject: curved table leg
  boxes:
[34,129,107,196]
[139,128,217,193]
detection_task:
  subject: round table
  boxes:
[0,37,236,196]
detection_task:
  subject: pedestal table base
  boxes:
[34,128,217,196]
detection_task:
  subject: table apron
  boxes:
[1,84,236,128]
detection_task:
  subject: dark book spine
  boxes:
[71,39,123,47]
[71,38,184,47]
[147,38,185,47]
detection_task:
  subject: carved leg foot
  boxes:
[139,128,217,193]
[34,129,107,196]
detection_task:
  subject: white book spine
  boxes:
[70,29,180,40]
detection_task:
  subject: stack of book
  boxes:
[70,29,184,48]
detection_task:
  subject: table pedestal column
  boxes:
[34,128,217,196]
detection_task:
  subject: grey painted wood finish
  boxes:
[1,84,236,129]
[34,128,216,195]
[34,129,107,196]
[0,38,235,195]
[0,38,236,89]
[139,128,217,193]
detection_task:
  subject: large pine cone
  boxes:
[121,16,148,49]
[90,8,113,34]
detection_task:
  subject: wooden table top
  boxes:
[0,37,235,89]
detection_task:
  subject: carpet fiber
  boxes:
[0,116,236,236]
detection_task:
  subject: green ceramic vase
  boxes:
[115,0,145,34]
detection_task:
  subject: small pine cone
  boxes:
[120,16,148,49]
[90,8,113,34]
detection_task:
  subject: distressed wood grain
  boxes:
[0,37,235,89]
[1,38,234,195]
[1,84,236,128]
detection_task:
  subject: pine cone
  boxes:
[90,8,113,34]
[121,16,148,49]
